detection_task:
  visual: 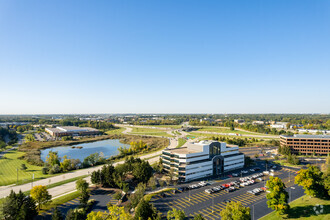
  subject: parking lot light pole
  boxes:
[189,188,191,201]
[212,197,214,213]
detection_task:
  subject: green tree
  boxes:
[129,183,146,208]
[266,177,290,215]
[65,208,86,220]
[46,151,60,166]
[86,205,131,220]
[113,191,122,200]
[76,179,89,207]
[295,165,326,198]
[167,208,186,220]
[134,199,158,220]
[148,176,157,190]
[0,140,6,150]
[220,201,250,220]
[132,160,153,183]
[2,190,37,220]
[30,185,52,211]
[21,163,28,171]
[51,207,64,220]
[25,134,35,142]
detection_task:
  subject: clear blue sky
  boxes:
[0,0,329,114]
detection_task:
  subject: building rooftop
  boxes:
[281,134,330,139]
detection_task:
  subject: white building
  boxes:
[161,140,244,182]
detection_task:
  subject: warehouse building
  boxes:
[45,126,100,137]
[161,140,244,182]
[280,134,330,155]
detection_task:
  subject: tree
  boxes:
[167,208,186,220]
[266,177,289,215]
[254,153,259,159]
[76,179,89,206]
[21,163,28,171]
[0,140,6,150]
[30,185,52,211]
[65,208,86,220]
[46,151,60,166]
[86,205,131,220]
[25,134,35,142]
[52,207,64,220]
[169,168,175,183]
[295,165,326,198]
[113,191,122,201]
[220,201,250,220]
[132,160,153,183]
[129,183,146,208]
[2,190,37,220]
[193,214,205,220]
[148,176,157,190]
[134,199,157,220]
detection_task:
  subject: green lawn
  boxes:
[195,126,272,136]
[141,125,182,129]
[105,127,125,134]
[177,138,187,148]
[40,190,81,213]
[0,150,52,186]
[260,195,330,220]
[130,127,174,137]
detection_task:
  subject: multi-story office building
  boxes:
[45,126,100,137]
[280,135,330,155]
[161,140,244,182]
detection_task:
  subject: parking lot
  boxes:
[38,188,119,220]
[152,162,304,219]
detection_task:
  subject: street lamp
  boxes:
[16,168,18,185]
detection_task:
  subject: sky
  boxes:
[0,0,329,114]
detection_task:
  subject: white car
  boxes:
[205,189,213,194]
[241,170,248,174]
[232,173,239,177]
[263,171,270,175]
[269,172,275,176]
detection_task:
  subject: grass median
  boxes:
[260,195,330,220]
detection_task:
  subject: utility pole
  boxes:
[16,168,18,185]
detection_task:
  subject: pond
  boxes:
[40,139,129,162]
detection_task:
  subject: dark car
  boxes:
[224,199,231,203]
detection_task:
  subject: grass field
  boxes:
[260,195,330,220]
[0,149,52,186]
[195,126,273,136]
[177,138,187,148]
[141,125,182,129]
[130,127,174,137]
[105,127,125,134]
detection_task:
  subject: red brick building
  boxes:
[280,135,330,155]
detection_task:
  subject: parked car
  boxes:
[224,199,231,203]
[270,169,275,173]
[263,171,270,175]
[250,168,255,172]
[205,189,213,194]
[232,173,239,177]
[255,168,261,171]
[241,170,248,174]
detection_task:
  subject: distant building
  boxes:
[252,121,264,125]
[270,122,288,129]
[234,119,245,124]
[280,134,330,155]
[45,126,100,137]
[161,140,244,182]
